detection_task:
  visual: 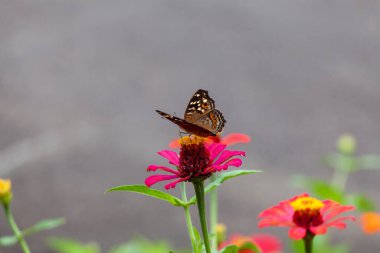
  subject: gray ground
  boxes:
[1,1,380,252]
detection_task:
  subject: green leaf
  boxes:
[0,235,18,247]
[109,237,173,253]
[188,170,260,205]
[357,155,380,170]
[291,236,349,253]
[219,245,238,253]
[313,235,350,253]
[0,218,65,247]
[324,154,358,172]
[291,176,344,202]
[239,242,261,253]
[47,237,101,253]
[346,194,376,212]
[290,239,304,253]
[23,218,65,236]
[106,185,184,207]
[192,226,203,253]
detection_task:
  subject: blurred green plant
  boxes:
[48,237,185,253]
[0,177,65,252]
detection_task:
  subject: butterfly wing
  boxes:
[156,110,216,137]
[184,89,215,122]
[192,109,226,134]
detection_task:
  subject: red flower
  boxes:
[258,193,355,240]
[145,136,245,189]
[169,133,251,149]
[361,212,380,234]
[219,234,282,253]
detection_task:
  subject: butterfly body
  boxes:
[156,89,226,137]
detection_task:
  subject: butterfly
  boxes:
[156,89,226,137]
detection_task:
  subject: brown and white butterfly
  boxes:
[156,89,226,137]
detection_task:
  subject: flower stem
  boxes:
[209,175,218,250]
[303,231,314,253]
[330,166,349,191]
[180,182,197,252]
[193,180,211,253]
[3,204,31,253]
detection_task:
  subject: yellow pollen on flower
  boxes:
[290,196,324,211]
[0,178,12,197]
[179,135,205,145]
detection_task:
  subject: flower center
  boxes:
[290,196,324,229]
[179,136,211,181]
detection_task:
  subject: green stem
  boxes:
[209,175,218,250]
[180,183,197,252]
[3,204,31,253]
[303,232,314,253]
[193,180,211,253]
[330,166,349,191]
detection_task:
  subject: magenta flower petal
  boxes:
[213,150,246,165]
[146,136,246,190]
[207,143,226,161]
[147,165,179,175]
[212,158,243,171]
[157,150,180,165]
[145,174,179,187]
[164,176,191,190]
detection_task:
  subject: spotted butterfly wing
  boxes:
[156,89,226,137]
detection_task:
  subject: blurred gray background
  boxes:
[1,1,380,252]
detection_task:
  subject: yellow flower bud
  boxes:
[216,223,227,245]
[0,178,12,205]
[337,133,356,155]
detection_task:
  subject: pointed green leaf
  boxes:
[23,218,65,236]
[346,194,376,212]
[357,155,380,170]
[239,242,261,253]
[0,218,65,247]
[324,154,358,172]
[0,235,18,247]
[219,245,238,253]
[47,237,100,253]
[109,237,173,253]
[106,185,185,207]
[188,170,260,205]
[192,225,203,253]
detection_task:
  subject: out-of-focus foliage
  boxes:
[48,237,179,253]
[0,218,65,247]
[291,235,349,253]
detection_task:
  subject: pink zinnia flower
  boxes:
[169,132,251,149]
[219,233,282,253]
[258,193,355,240]
[145,136,245,190]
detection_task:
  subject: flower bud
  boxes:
[0,178,12,205]
[337,133,356,155]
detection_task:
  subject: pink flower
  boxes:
[169,133,251,149]
[258,193,355,240]
[219,233,282,253]
[145,136,245,190]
